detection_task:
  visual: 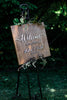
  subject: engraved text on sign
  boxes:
[11,23,50,65]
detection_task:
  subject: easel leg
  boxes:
[37,69,43,99]
[26,71,31,100]
[16,70,20,96]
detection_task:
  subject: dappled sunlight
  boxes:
[54,10,61,16]
[49,88,56,92]
[0,70,67,100]
[45,84,67,99]
[64,94,67,98]
[46,84,56,92]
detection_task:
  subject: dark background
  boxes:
[0,0,67,71]
[0,1,67,100]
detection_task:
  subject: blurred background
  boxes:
[0,0,67,100]
[0,0,67,70]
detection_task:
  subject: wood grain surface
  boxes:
[11,23,51,65]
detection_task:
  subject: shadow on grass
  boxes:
[12,96,29,100]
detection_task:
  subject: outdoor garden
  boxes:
[0,0,67,100]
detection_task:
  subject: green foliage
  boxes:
[20,2,37,10]
[0,67,67,100]
[26,2,38,10]
[46,47,67,69]
[13,18,21,25]
[35,1,67,32]
[0,0,67,70]
[0,0,20,28]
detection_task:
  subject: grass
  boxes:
[0,65,67,100]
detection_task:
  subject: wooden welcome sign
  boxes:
[11,23,50,65]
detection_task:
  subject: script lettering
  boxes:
[16,33,41,42]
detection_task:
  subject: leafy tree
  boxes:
[0,0,67,69]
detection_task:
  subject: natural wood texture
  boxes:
[11,23,51,65]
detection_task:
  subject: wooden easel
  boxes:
[11,4,50,99]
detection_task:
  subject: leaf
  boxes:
[13,18,19,25]
[20,18,24,24]
[25,2,38,10]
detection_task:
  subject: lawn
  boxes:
[0,65,67,100]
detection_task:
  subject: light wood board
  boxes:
[11,23,51,65]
